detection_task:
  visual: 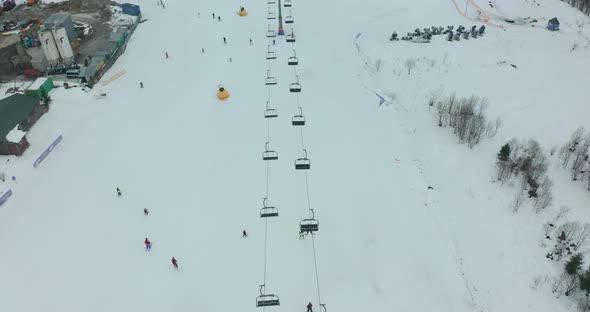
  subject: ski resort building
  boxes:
[548,17,560,31]
[0,94,45,156]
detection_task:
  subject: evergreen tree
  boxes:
[567,254,584,275]
[579,266,590,295]
[564,254,584,296]
[497,143,511,161]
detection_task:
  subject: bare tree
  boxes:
[571,224,590,254]
[427,90,442,107]
[552,206,570,226]
[571,133,590,181]
[436,100,448,127]
[405,57,417,75]
[560,127,585,168]
[512,191,525,212]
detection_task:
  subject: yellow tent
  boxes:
[238,7,248,16]
[217,84,230,100]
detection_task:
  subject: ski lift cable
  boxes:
[263,217,269,286]
[311,234,323,310]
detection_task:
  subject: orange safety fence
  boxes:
[102,70,127,86]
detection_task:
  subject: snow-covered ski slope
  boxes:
[0,0,589,311]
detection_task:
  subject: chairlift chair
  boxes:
[294,149,311,170]
[284,0,292,7]
[267,7,276,20]
[288,49,298,65]
[285,14,294,24]
[300,210,319,233]
[260,197,279,217]
[266,46,277,60]
[264,101,278,118]
[267,0,275,4]
[265,70,277,85]
[256,285,280,307]
[262,142,278,160]
[292,107,305,126]
[286,31,296,42]
[266,24,276,38]
[289,75,301,92]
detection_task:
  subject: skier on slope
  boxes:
[144,238,152,251]
[242,229,248,237]
[165,52,169,58]
[140,82,143,88]
[144,208,149,215]
[171,257,178,269]
[116,187,122,197]
[223,37,227,44]
[307,302,313,312]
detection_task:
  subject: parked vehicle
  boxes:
[24,68,44,78]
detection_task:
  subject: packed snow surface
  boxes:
[0,0,588,311]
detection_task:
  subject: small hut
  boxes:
[547,17,560,31]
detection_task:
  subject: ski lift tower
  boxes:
[277,0,285,35]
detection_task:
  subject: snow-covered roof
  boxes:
[27,77,48,90]
[5,125,26,143]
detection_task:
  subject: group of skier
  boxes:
[116,187,179,270]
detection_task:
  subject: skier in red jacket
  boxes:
[144,238,152,251]
[171,257,178,269]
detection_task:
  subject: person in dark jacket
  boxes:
[171,257,178,269]
[307,302,313,312]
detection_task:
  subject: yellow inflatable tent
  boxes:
[217,84,230,100]
[238,7,248,16]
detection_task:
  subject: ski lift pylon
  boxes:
[264,101,278,118]
[265,70,277,85]
[260,197,279,217]
[289,75,301,92]
[295,149,311,170]
[300,209,319,233]
[292,106,305,126]
[262,142,278,161]
[256,285,280,307]
[288,49,298,65]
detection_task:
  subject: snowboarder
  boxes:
[116,187,122,197]
[307,302,313,312]
[144,238,152,251]
[218,16,221,22]
[249,38,252,45]
[242,230,248,237]
[229,57,232,62]
[171,257,178,269]
[165,52,169,58]
[140,82,143,88]
[272,39,275,45]
[144,208,149,215]
[212,13,215,19]
[201,48,205,53]
[223,37,227,44]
